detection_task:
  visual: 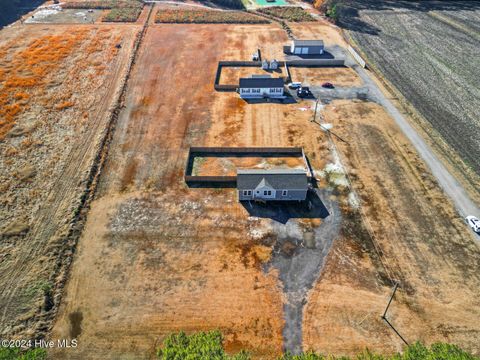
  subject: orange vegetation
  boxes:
[55,101,74,110]
[0,31,88,140]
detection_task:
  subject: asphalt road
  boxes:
[349,60,480,235]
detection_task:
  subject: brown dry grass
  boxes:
[49,21,480,360]
[0,24,141,346]
[0,30,88,139]
[289,67,362,87]
[302,100,480,355]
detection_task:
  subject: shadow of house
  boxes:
[243,92,297,104]
[240,189,329,224]
[293,51,336,60]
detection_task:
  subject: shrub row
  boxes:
[103,7,142,22]
[155,9,269,24]
[62,0,143,10]
[257,6,316,22]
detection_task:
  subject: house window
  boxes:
[263,190,272,196]
[270,88,276,92]
[282,190,288,196]
[243,190,252,196]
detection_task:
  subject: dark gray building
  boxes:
[290,40,324,55]
[237,169,308,201]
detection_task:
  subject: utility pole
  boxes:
[311,98,320,123]
[381,282,409,346]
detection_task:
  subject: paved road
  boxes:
[349,60,480,230]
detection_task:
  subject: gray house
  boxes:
[290,40,324,55]
[237,169,308,201]
[238,75,284,99]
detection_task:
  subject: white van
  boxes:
[288,82,302,89]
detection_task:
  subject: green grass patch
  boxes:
[103,7,142,22]
[155,9,269,24]
[156,331,480,360]
[0,347,47,360]
[257,6,315,22]
[24,280,52,299]
[157,331,249,359]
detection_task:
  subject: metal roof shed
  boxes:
[291,39,325,55]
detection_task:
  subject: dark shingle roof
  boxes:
[237,169,308,190]
[239,77,284,88]
[293,40,324,47]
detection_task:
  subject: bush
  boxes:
[0,347,47,360]
[103,7,142,22]
[155,9,269,24]
[278,342,480,360]
[257,7,316,22]
[157,332,480,360]
[157,331,249,360]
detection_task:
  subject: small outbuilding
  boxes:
[238,75,284,99]
[269,59,279,70]
[237,169,308,201]
[290,40,324,55]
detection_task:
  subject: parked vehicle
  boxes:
[466,216,480,233]
[297,86,312,98]
[322,82,334,88]
[289,82,302,89]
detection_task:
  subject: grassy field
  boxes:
[155,9,269,24]
[344,1,480,181]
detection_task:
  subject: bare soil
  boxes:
[192,156,305,176]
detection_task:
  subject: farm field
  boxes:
[344,1,480,194]
[155,9,269,24]
[48,18,480,360]
[257,6,316,22]
[0,23,140,341]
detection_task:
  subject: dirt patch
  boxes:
[220,67,285,86]
[192,156,305,176]
[289,67,362,87]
